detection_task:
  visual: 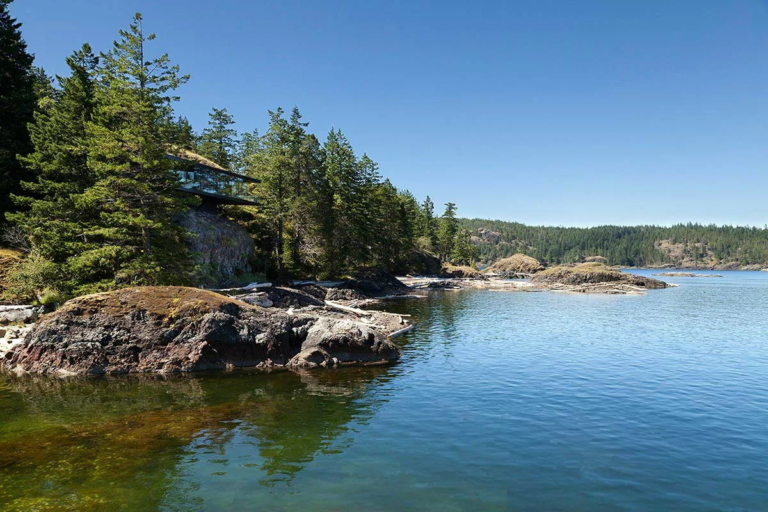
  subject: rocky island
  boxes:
[400,259,670,295]
[3,286,406,376]
[652,272,723,278]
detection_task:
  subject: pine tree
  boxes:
[437,202,459,261]
[73,13,194,291]
[0,0,36,225]
[198,107,237,169]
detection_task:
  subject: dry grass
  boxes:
[167,146,227,171]
[532,263,668,289]
[59,286,252,318]
[488,254,544,274]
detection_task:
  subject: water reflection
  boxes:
[0,367,393,511]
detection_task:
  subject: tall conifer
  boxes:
[74,13,194,291]
[0,0,35,224]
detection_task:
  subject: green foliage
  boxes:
[417,196,438,249]
[0,0,36,225]
[437,202,459,261]
[198,107,237,169]
[461,219,768,267]
[7,13,198,297]
[3,251,65,304]
[2,10,460,297]
[451,229,478,266]
[9,44,99,266]
[73,13,195,292]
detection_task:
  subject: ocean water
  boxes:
[1,270,768,510]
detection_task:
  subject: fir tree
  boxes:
[0,0,36,224]
[418,195,438,250]
[74,13,194,291]
[165,115,196,151]
[9,44,99,270]
[451,229,478,266]
[198,107,237,169]
[438,202,459,261]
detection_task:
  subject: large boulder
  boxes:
[4,287,401,376]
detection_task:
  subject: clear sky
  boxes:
[10,0,768,227]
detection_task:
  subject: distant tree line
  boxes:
[461,219,768,267]
[0,5,472,303]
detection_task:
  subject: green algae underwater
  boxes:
[0,367,393,511]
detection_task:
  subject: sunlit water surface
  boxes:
[2,270,768,510]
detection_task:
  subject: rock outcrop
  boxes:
[324,268,411,301]
[177,210,255,288]
[4,286,402,376]
[531,263,669,290]
[441,263,484,279]
[487,254,545,275]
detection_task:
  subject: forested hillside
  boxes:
[461,219,768,268]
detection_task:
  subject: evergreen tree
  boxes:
[73,13,194,291]
[198,107,237,169]
[437,202,459,261]
[451,229,478,266]
[245,107,324,276]
[9,44,99,272]
[31,66,54,104]
[418,195,438,251]
[321,128,376,275]
[235,128,260,173]
[0,0,36,225]
[164,115,196,150]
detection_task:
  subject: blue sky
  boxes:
[11,0,768,226]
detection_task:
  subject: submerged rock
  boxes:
[4,287,401,376]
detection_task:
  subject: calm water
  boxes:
[2,271,768,511]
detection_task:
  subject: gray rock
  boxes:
[0,305,40,325]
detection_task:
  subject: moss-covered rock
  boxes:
[531,263,668,289]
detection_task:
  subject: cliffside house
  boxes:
[168,150,259,212]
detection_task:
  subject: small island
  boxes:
[653,272,724,278]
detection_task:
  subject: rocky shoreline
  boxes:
[3,286,410,376]
[0,263,674,376]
